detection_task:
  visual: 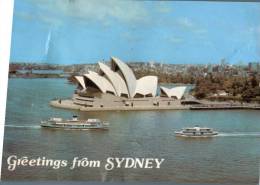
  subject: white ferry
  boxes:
[175,126,218,137]
[41,115,109,130]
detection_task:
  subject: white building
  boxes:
[73,57,188,108]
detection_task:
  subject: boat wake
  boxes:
[218,132,260,137]
[5,125,41,129]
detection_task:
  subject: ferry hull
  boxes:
[175,132,218,137]
[40,122,109,130]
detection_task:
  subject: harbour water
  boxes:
[2,78,260,184]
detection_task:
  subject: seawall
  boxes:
[50,99,190,111]
[50,99,260,111]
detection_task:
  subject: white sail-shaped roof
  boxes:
[135,76,158,97]
[111,57,136,97]
[75,76,86,89]
[160,86,187,99]
[98,62,129,97]
[84,71,116,95]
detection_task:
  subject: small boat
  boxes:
[41,115,109,130]
[175,126,218,137]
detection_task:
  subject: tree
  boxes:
[250,75,258,88]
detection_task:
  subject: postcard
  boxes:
[1,0,260,184]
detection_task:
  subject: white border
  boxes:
[0,0,14,180]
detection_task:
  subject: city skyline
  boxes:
[10,0,260,65]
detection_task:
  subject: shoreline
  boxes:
[50,99,260,111]
[49,99,190,111]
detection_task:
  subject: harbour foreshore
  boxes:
[50,99,190,111]
[190,104,260,110]
[50,99,260,111]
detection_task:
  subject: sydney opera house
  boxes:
[64,57,190,110]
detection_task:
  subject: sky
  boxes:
[10,0,260,65]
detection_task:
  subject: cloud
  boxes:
[171,17,208,39]
[15,10,63,27]
[176,17,193,28]
[17,0,209,43]
[18,0,208,38]
[194,29,207,35]
[156,2,172,13]
[166,36,183,44]
[23,0,149,26]
[121,32,142,43]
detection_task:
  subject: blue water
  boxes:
[2,78,260,184]
[17,70,64,74]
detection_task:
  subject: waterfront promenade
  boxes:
[50,99,260,111]
[50,99,190,111]
[190,104,260,110]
